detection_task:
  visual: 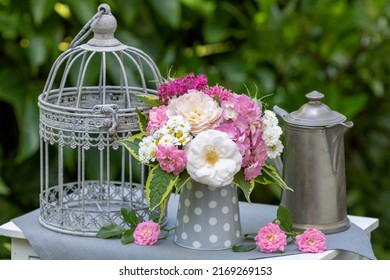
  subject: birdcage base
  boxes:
[39,180,167,236]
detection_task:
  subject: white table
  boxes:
[0,214,379,260]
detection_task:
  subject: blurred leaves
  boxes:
[148,0,181,29]
[1,0,390,259]
[0,177,10,195]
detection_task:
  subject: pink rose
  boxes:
[133,220,161,245]
[254,223,287,253]
[295,228,326,253]
[146,105,168,134]
[156,144,187,175]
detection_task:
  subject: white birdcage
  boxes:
[38,4,163,236]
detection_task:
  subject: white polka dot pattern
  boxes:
[174,180,242,250]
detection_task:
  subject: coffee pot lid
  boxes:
[284,91,346,127]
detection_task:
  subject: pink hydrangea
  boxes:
[133,220,161,246]
[254,223,287,253]
[155,144,187,175]
[295,228,326,253]
[158,73,208,104]
[243,139,268,180]
[215,91,267,180]
[146,105,168,134]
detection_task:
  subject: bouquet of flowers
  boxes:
[120,73,292,220]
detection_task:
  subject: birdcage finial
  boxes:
[87,3,120,47]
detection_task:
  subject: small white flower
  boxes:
[167,115,188,128]
[266,140,284,159]
[154,116,193,147]
[173,130,192,146]
[139,136,157,164]
[263,110,279,126]
[185,129,242,187]
[158,134,177,146]
[262,126,283,146]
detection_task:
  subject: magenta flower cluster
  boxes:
[158,73,208,104]
[255,223,326,253]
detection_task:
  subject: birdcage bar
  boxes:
[58,143,63,207]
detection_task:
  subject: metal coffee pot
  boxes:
[273,91,353,234]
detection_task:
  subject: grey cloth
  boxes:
[12,196,376,260]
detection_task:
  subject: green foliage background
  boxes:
[1,0,390,259]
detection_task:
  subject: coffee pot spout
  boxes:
[273,105,288,120]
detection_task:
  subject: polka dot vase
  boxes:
[174,179,242,250]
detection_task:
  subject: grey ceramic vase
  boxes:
[174,179,242,250]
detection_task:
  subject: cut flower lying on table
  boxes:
[234,205,326,254]
[119,73,292,220]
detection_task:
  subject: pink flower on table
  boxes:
[133,220,161,246]
[146,105,168,134]
[295,228,326,253]
[254,223,287,253]
[155,144,187,175]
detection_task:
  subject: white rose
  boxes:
[185,129,242,187]
[167,90,222,135]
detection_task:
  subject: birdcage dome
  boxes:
[38,4,164,236]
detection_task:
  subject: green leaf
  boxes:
[243,233,257,240]
[148,0,181,29]
[96,224,125,239]
[136,109,149,134]
[148,211,160,223]
[146,165,178,210]
[27,34,47,72]
[117,132,146,161]
[174,170,191,194]
[67,0,96,23]
[261,164,293,192]
[277,205,293,233]
[121,229,135,245]
[15,95,40,163]
[157,196,170,223]
[120,208,139,227]
[29,0,56,25]
[0,177,10,195]
[232,244,257,252]
[233,170,254,203]
[135,93,163,107]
